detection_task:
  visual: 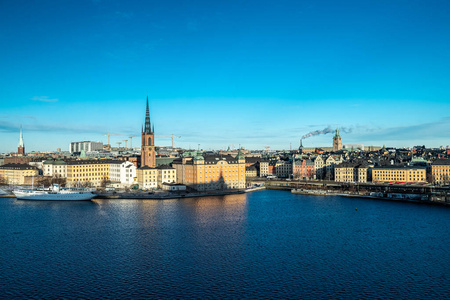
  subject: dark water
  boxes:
[1,190,449,299]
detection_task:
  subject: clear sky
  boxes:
[1,0,449,153]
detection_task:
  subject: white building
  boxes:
[43,160,67,178]
[110,161,136,187]
[70,141,103,154]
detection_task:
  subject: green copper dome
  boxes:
[194,151,204,161]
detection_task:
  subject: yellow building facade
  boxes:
[372,166,426,183]
[136,166,158,189]
[173,153,246,191]
[431,159,450,184]
[0,164,39,185]
[66,160,113,187]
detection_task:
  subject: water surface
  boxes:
[1,190,449,298]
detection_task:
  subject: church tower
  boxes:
[332,128,342,152]
[141,96,156,167]
[18,126,25,156]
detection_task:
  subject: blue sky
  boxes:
[1,0,449,152]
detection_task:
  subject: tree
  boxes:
[101,179,111,188]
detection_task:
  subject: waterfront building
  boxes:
[334,162,368,183]
[156,165,176,187]
[292,158,315,179]
[141,96,156,167]
[431,159,450,184]
[246,166,258,178]
[324,155,343,180]
[66,160,115,187]
[332,128,343,152]
[312,155,324,179]
[110,161,137,187]
[172,151,246,191]
[43,159,67,178]
[69,141,103,154]
[259,160,269,177]
[372,166,426,183]
[0,164,39,185]
[268,160,276,176]
[137,166,158,189]
[275,160,292,178]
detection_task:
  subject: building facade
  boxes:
[259,161,269,177]
[110,161,137,187]
[66,160,113,187]
[431,159,450,184]
[172,152,246,191]
[136,166,158,189]
[293,158,315,179]
[43,160,67,178]
[372,166,426,183]
[275,160,292,178]
[0,164,39,185]
[156,165,176,186]
[69,141,103,154]
[334,162,368,183]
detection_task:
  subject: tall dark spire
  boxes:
[144,95,152,134]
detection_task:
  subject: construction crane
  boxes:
[123,140,128,149]
[102,133,120,148]
[156,134,181,148]
[116,142,122,149]
[265,146,270,152]
[129,135,138,149]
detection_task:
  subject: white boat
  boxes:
[13,184,96,201]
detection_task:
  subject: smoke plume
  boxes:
[301,126,352,140]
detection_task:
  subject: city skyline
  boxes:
[1,0,450,152]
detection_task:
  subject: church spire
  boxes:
[18,125,24,147]
[144,95,152,134]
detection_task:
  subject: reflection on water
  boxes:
[1,191,449,299]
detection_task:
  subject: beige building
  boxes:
[156,165,176,187]
[246,166,258,178]
[172,152,246,191]
[0,164,39,185]
[431,159,450,184]
[335,162,368,183]
[372,166,426,183]
[137,166,158,189]
[325,155,343,180]
[312,156,324,179]
[259,161,269,177]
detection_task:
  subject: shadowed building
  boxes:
[141,96,156,167]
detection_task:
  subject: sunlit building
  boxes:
[172,151,246,191]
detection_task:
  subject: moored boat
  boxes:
[13,184,95,201]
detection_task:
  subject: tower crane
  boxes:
[129,135,138,149]
[102,133,120,148]
[116,142,122,149]
[156,134,181,148]
[123,140,128,149]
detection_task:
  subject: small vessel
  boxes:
[13,184,96,201]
